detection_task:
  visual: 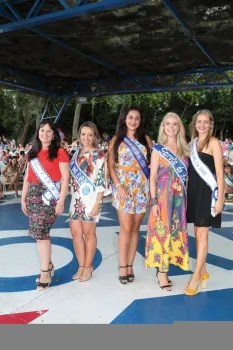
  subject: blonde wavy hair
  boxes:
[189,109,214,151]
[157,112,189,157]
[77,121,101,148]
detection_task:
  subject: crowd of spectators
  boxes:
[221,138,233,200]
[0,132,111,199]
[1,132,232,201]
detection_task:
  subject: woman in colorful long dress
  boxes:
[108,106,152,284]
[69,121,105,282]
[185,110,224,296]
[21,121,70,291]
[145,112,190,291]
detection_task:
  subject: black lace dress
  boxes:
[187,152,221,228]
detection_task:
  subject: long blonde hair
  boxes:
[189,109,214,151]
[77,121,101,148]
[157,112,189,157]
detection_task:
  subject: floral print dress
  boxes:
[145,155,189,272]
[112,139,150,214]
[69,149,105,223]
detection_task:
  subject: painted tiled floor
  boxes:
[0,194,232,324]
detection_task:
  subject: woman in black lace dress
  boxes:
[185,110,225,296]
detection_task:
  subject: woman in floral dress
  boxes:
[108,106,152,284]
[69,122,105,282]
[145,112,190,291]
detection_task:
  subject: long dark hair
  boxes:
[113,106,150,163]
[27,121,61,161]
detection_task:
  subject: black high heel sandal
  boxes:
[156,268,172,291]
[36,262,54,282]
[37,269,51,291]
[127,264,135,282]
[119,266,128,285]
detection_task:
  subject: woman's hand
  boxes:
[213,199,224,216]
[21,199,28,216]
[90,203,101,217]
[55,201,64,216]
[117,185,128,200]
[152,204,160,217]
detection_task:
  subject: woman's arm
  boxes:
[21,166,29,216]
[146,135,153,149]
[211,138,225,215]
[2,164,9,177]
[56,162,70,215]
[107,136,127,200]
[150,149,160,217]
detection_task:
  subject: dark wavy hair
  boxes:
[113,106,150,163]
[27,121,61,161]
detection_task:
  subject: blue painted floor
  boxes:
[0,194,233,324]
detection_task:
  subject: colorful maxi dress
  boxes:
[69,149,105,223]
[112,139,150,214]
[145,153,189,272]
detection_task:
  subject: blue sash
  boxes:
[123,137,150,180]
[153,144,187,195]
[70,150,96,197]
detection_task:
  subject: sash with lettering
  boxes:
[30,158,61,205]
[123,137,150,180]
[153,143,188,195]
[224,175,233,188]
[190,137,218,216]
[70,149,96,207]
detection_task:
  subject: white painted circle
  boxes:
[0,243,73,277]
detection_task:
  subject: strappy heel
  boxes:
[156,268,172,291]
[72,265,84,280]
[119,265,128,285]
[37,269,51,291]
[36,262,54,282]
[127,264,135,282]
[79,266,93,282]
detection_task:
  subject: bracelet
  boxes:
[116,183,121,188]
[96,200,103,204]
[150,197,158,206]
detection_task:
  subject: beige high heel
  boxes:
[72,266,84,280]
[79,266,93,282]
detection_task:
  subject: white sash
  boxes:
[30,158,61,206]
[225,175,233,188]
[190,138,218,216]
[70,150,97,208]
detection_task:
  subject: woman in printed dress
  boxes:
[145,112,190,291]
[21,121,70,291]
[108,106,153,284]
[69,122,105,282]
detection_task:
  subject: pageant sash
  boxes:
[30,158,61,205]
[123,137,150,180]
[190,138,218,216]
[70,150,96,198]
[224,175,233,188]
[153,144,187,195]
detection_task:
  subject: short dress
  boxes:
[145,154,189,272]
[112,139,150,214]
[27,148,70,240]
[187,152,221,228]
[69,149,105,223]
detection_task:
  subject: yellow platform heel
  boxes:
[200,272,210,289]
[184,280,201,296]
